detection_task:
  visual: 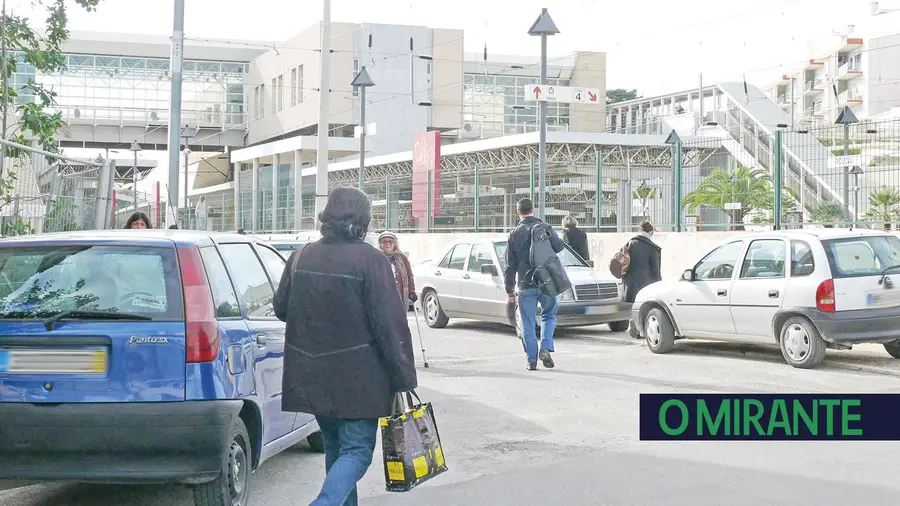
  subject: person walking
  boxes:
[378,230,417,308]
[504,198,566,371]
[124,211,152,229]
[623,220,662,338]
[561,215,590,262]
[273,187,418,506]
[195,195,208,231]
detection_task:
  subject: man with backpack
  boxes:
[504,198,569,371]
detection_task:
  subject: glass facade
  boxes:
[462,73,571,138]
[10,52,249,129]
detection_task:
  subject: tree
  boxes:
[809,201,843,228]
[682,167,774,230]
[864,188,900,231]
[0,0,102,209]
[606,88,640,105]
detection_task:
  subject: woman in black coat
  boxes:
[623,221,662,337]
[274,187,417,506]
[562,215,590,261]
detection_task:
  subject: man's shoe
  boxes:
[527,362,537,371]
[538,349,555,369]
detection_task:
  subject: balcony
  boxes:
[837,88,864,105]
[776,94,792,108]
[837,59,863,80]
[803,79,825,95]
[804,59,825,70]
[837,37,864,53]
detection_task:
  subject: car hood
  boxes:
[565,266,619,285]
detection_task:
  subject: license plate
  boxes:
[0,348,108,375]
[866,291,900,307]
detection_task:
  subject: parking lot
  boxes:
[2,316,900,506]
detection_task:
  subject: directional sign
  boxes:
[527,85,601,105]
[724,202,743,210]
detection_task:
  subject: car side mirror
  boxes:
[586,259,594,267]
[681,269,694,281]
[481,264,499,276]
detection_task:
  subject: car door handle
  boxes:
[434,271,442,276]
[769,290,779,298]
[463,274,470,280]
[717,289,727,296]
[255,334,267,346]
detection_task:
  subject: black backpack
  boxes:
[525,222,572,297]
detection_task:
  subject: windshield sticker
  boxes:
[132,295,166,311]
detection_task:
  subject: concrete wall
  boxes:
[568,51,607,132]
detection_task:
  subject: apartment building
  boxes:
[764,8,900,126]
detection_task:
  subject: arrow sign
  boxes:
[533,86,542,100]
[588,91,597,102]
[527,84,601,105]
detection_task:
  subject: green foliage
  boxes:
[682,167,774,224]
[810,201,844,226]
[865,188,900,225]
[44,196,80,232]
[606,88,640,105]
[4,216,35,235]
[831,147,861,156]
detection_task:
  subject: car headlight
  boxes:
[559,288,575,301]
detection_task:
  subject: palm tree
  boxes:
[865,188,900,231]
[809,201,844,228]
[682,167,774,230]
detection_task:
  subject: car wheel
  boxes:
[608,320,629,333]
[192,416,252,506]
[644,307,675,354]
[779,316,826,369]
[883,339,900,359]
[306,431,325,453]
[423,290,449,329]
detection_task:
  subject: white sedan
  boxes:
[631,228,900,369]
[413,236,631,333]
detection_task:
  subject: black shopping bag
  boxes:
[380,390,448,492]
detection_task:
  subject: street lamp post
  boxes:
[850,165,864,228]
[836,106,859,224]
[180,125,196,228]
[129,140,142,213]
[527,8,559,221]
[351,66,375,191]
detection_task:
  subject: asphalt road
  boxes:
[2,315,900,506]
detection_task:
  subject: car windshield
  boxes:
[493,241,586,270]
[822,235,900,278]
[0,245,183,320]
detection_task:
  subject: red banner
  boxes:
[151,182,161,227]
[411,131,441,219]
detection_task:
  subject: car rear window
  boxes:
[493,240,586,268]
[0,245,183,320]
[822,236,900,279]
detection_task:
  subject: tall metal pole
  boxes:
[183,148,190,228]
[315,0,331,223]
[359,84,366,191]
[538,33,547,220]
[774,130,784,230]
[0,0,8,178]
[166,0,185,229]
[133,152,139,212]
[842,124,851,222]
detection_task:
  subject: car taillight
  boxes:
[816,279,835,312]
[177,246,220,363]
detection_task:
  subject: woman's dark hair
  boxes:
[124,212,153,229]
[639,220,654,234]
[318,187,372,242]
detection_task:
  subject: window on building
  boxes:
[258,84,266,116]
[298,65,304,103]
[291,68,297,106]
[277,75,284,111]
[271,78,277,113]
[353,59,359,97]
[253,86,260,118]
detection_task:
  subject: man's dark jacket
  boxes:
[563,226,590,261]
[504,215,565,295]
[273,237,418,419]
[623,234,662,302]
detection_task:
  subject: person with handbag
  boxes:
[274,187,418,506]
[378,230,418,308]
[623,220,662,338]
[504,198,567,371]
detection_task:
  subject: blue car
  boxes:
[0,230,322,506]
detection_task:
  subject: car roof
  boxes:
[722,228,894,242]
[0,229,262,248]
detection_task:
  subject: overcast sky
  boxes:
[6,0,881,188]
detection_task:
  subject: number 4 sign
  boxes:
[574,88,584,102]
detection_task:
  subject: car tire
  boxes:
[779,316,827,369]
[422,290,449,329]
[883,339,900,359]
[644,307,675,354]
[306,431,325,453]
[192,416,252,506]
[608,320,629,333]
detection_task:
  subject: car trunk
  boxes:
[0,322,186,403]
[823,235,900,311]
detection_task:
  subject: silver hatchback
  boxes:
[412,237,631,333]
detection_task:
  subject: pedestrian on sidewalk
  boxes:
[623,220,662,338]
[273,187,418,506]
[561,215,590,262]
[194,195,208,231]
[504,198,566,371]
[378,230,418,309]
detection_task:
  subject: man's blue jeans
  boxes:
[518,287,558,363]
[310,417,379,506]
